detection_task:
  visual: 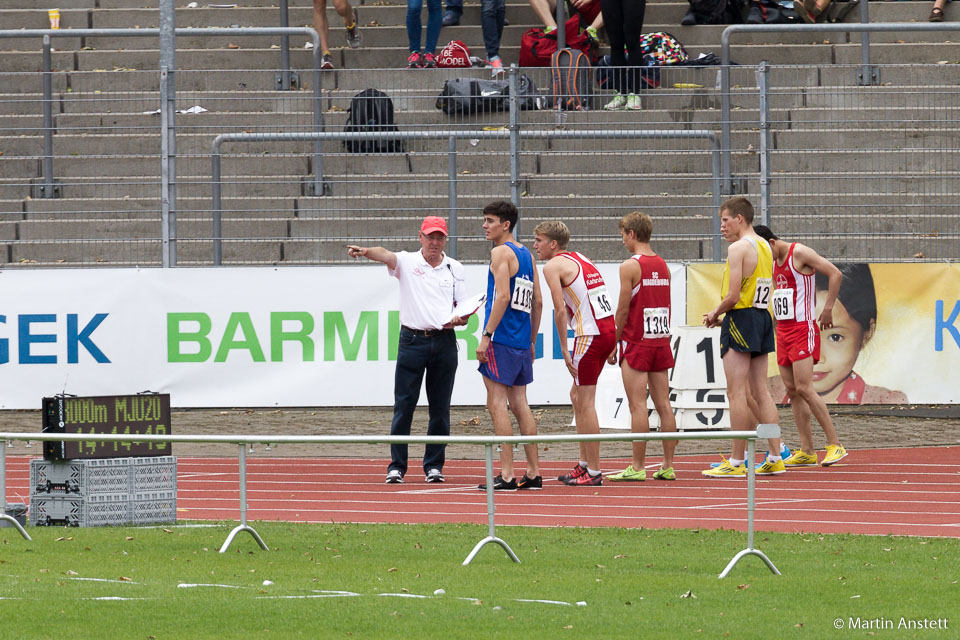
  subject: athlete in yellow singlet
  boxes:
[701,197,784,478]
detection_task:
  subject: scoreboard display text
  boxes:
[42,394,171,460]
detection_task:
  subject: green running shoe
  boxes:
[607,465,646,481]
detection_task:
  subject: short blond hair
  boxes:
[618,211,652,242]
[533,220,570,249]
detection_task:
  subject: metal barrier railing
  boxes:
[718,22,960,197]
[211,124,724,264]
[1,424,782,578]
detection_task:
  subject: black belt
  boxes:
[401,325,453,337]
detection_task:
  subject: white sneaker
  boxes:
[425,469,445,483]
[604,93,626,111]
[385,469,404,484]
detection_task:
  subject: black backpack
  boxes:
[343,88,404,153]
[687,0,745,24]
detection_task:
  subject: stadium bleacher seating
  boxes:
[0,0,957,265]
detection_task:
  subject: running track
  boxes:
[5,447,959,537]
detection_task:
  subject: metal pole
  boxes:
[720,63,732,197]
[219,443,268,553]
[279,0,291,90]
[40,35,56,199]
[857,0,876,85]
[746,436,756,550]
[159,0,177,267]
[212,139,223,265]
[756,61,770,226]
[0,442,32,540]
[447,135,458,260]
[508,66,521,230]
[462,444,520,565]
[312,36,324,197]
[556,0,566,50]
[710,146,722,260]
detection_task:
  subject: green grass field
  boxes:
[1,522,955,639]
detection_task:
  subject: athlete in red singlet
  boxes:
[755,225,848,467]
[607,212,678,482]
[534,221,616,486]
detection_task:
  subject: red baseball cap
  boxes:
[420,216,448,236]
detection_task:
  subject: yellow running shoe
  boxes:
[783,450,819,467]
[608,465,646,481]
[652,467,676,481]
[822,444,848,466]
[756,457,787,475]
[702,460,746,478]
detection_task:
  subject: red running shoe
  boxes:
[558,463,586,483]
[563,471,602,486]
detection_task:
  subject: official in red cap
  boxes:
[346,216,466,485]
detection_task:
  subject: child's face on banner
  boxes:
[812,291,865,394]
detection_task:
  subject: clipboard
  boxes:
[447,292,486,324]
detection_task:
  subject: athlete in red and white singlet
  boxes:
[772,242,820,367]
[756,226,849,468]
[607,212,678,482]
[534,223,616,486]
[620,253,674,371]
[558,251,617,385]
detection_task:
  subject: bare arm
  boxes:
[704,241,746,327]
[614,259,640,344]
[346,245,397,271]
[794,244,842,329]
[530,255,543,360]
[543,259,575,376]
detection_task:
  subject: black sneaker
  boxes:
[517,474,542,490]
[478,474,517,491]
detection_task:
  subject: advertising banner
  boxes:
[686,262,960,404]
[0,262,686,409]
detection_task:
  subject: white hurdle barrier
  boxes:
[1,427,781,578]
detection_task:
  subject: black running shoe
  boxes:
[517,474,543,490]
[478,474,517,491]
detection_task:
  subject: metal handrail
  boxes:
[718,21,960,195]
[0,27,323,196]
[1,424,781,576]
[212,128,723,265]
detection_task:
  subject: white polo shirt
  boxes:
[389,250,467,330]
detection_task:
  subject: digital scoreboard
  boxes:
[42,393,172,460]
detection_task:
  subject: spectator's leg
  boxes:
[443,0,463,26]
[600,0,627,97]
[424,0,444,54]
[621,0,646,95]
[407,0,425,53]
[313,0,331,53]
[480,0,505,60]
[331,0,356,26]
[530,0,559,30]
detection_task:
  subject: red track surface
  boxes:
[5,447,959,537]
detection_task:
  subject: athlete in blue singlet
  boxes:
[476,201,543,491]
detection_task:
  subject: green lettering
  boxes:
[388,310,400,361]
[215,312,266,362]
[270,312,315,362]
[324,311,378,361]
[457,314,481,360]
[167,312,212,362]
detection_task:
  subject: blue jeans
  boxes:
[407,0,443,54]
[445,0,462,16]
[388,329,458,476]
[480,0,505,59]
